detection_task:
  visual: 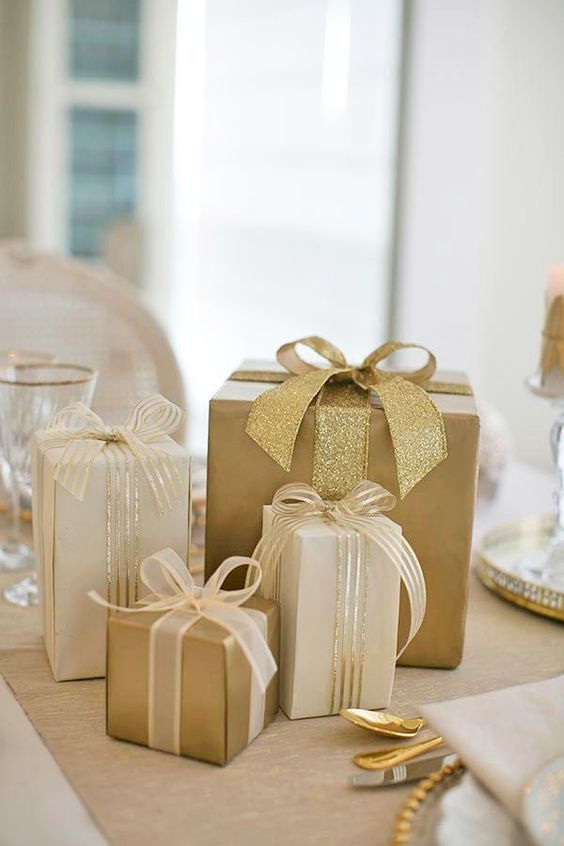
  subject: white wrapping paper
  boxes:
[32,432,190,681]
[262,506,401,719]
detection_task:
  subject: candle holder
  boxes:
[477,295,564,618]
[523,295,564,589]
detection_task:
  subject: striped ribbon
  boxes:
[251,480,426,712]
[42,395,185,604]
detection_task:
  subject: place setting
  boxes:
[0,280,562,846]
[2,4,564,843]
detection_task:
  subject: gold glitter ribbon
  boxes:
[540,295,564,376]
[243,337,469,499]
[250,480,426,713]
[42,395,185,604]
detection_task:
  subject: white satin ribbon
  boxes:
[251,480,426,658]
[90,550,277,755]
[43,394,185,515]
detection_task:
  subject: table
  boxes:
[1,463,563,846]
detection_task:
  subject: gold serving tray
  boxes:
[477,515,564,623]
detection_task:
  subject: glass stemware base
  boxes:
[518,540,564,590]
[4,574,38,607]
[0,539,34,571]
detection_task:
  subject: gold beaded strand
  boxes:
[390,758,465,845]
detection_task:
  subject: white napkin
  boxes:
[421,675,564,819]
[0,676,107,846]
[436,773,528,846]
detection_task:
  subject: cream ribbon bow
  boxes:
[252,480,426,658]
[90,550,277,754]
[44,394,184,514]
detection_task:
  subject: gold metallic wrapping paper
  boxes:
[106,596,279,766]
[205,367,479,670]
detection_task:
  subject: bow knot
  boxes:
[271,480,397,525]
[86,426,124,443]
[44,395,185,513]
[246,337,447,499]
[277,336,437,392]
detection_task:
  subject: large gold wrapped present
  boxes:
[105,551,279,766]
[205,338,480,669]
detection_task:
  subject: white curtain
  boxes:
[171,0,404,452]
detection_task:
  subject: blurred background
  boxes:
[0,0,560,467]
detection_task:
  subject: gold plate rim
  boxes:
[476,514,564,623]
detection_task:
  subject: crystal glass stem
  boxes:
[525,405,564,589]
[551,410,564,536]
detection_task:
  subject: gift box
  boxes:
[257,481,425,719]
[205,338,480,669]
[104,550,279,766]
[32,396,190,681]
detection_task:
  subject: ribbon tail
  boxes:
[375,377,447,499]
[206,605,276,694]
[343,514,426,655]
[252,514,312,601]
[246,368,339,471]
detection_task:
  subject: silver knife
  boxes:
[351,752,458,788]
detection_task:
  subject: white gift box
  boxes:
[262,506,402,720]
[32,400,190,682]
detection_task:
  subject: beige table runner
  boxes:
[0,676,107,846]
[1,569,563,846]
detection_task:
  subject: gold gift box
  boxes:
[107,596,279,766]
[205,362,479,670]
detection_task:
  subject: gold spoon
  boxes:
[340,708,426,738]
[353,735,445,771]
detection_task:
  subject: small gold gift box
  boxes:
[103,551,279,766]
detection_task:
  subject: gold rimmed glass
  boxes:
[0,363,98,607]
[0,351,56,572]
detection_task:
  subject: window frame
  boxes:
[26,0,177,324]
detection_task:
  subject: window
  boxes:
[69,107,138,258]
[27,0,176,319]
[69,0,141,82]
[66,0,141,258]
[171,0,405,453]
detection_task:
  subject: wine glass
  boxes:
[0,363,98,607]
[0,350,56,571]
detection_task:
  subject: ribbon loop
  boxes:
[359,341,437,387]
[246,337,447,499]
[123,394,185,442]
[202,556,263,606]
[140,548,197,604]
[44,394,185,511]
[277,336,349,374]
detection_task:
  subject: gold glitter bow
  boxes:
[245,337,452,499]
